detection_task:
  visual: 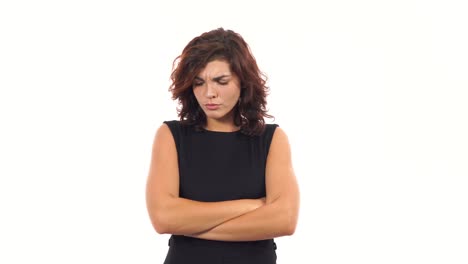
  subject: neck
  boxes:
[205,118,239,132]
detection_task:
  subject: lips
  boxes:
[205,104,220,110]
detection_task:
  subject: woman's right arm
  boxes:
[145,123,263,235]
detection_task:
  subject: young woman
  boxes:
[146,28,300,264]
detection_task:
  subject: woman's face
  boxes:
[192,59,241,127]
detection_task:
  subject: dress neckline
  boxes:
[201,127,241,134]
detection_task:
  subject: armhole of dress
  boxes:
[265,124,279,159]
[162,120,180,155]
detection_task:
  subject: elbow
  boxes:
[282,205,299,236]
[284,219,297,236]
[149,210,172,234]
[146,195,178,234]
[151,216,168,235]
[281,214,297,236]
[152,220,169,235]
[147,196,181,235]
[269,197,299,237]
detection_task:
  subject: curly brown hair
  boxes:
[169,28,273,136]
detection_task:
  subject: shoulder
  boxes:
[154,121,177,144]
[155,120,187,144]
[162,120,180,131]
[262,123,283,154]
[263,123,279,138]
[158,120,193,147]
[162,120,194,131]
[263,123,286,140]
[161,119,190,135]
[271,126,289,145]
[269,126,291,154]
[265,123,279,131]
[157,120,176,135]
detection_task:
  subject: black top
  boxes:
[162,120,279,264]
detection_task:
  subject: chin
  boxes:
[204,111,232,120]
[205,113,225,119]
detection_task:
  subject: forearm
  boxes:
[187,199,297,241]
[152,197,261,235]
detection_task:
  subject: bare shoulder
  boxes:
[147,122,180,198]
[155,122,173,140]
[265,126,298,204]
[149,122,178,177]
[269,126,292,160]
[271,126,289,143]
[266,126,294,178]
[152,123,176,150]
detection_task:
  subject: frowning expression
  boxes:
[192,60,241,124]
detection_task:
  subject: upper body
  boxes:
[145,28,300,243]
[162,120,278,203]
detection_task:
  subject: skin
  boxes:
[192,59,241,132]
[145,59,300,241]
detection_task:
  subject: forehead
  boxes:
[197,60,232,77]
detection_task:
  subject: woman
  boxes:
[146,28,300,264]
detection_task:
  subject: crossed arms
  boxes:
[145,124,300,242]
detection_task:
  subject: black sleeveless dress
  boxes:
[162,120,279,264]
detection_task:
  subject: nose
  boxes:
[205,82,217,99]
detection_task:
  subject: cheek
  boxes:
[192,89,202,101]
[223,86,241,102]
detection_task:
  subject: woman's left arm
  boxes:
[187,127,300,241]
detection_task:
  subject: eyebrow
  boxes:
[194,74,232,82]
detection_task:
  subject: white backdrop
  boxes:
[1,0,467,263]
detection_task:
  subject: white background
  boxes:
[1,0,467,263]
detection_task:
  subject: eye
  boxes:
[218,80,228,85]
[193,81,204,87]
